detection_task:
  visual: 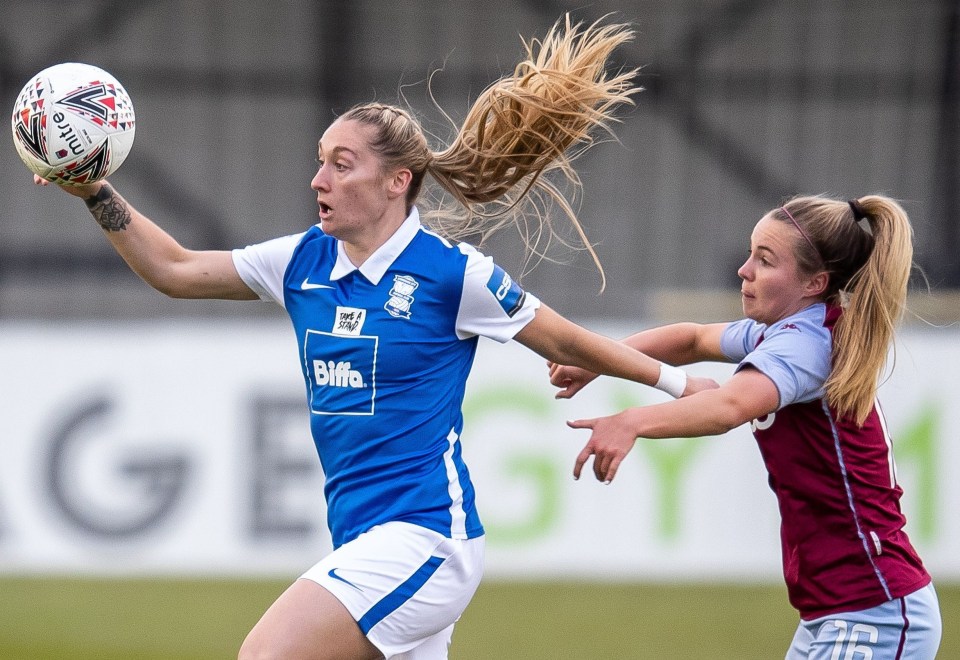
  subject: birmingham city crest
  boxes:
[385,274,418,319]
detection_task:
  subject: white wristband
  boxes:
[655,363,688,399]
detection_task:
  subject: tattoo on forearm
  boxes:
[83,184,132,232]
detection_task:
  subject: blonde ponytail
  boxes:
[826,196,913,424]
[337,16,638,288]
[425,15,640,288]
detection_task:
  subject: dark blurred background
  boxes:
[2,0,958,321]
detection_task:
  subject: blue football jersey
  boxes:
[233,208,540,548]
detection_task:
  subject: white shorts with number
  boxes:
[785,583,941,660]
[300,521,485,659]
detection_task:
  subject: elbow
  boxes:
[709,413,748,436]
[716,401,767,435]
[150,277,191,299]
[141,261,197,299]
[165,288,193,299]
[697,393,761,436]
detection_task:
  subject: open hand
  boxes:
[567,410,640,483]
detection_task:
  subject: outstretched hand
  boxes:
[548,361,598,399]
[567,410,640,484]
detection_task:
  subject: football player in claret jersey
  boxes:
[34,16,717,660]
[552,194,941,659]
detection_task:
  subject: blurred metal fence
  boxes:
[1,0,956,320]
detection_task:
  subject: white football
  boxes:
[11,62,135,185]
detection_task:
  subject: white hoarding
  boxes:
[0,321,957,580]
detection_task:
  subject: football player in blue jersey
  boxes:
[35,16,716,660]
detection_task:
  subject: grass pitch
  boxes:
[0,578,955,659]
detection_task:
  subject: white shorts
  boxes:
[300,521,485,659]
[785,583,941,660]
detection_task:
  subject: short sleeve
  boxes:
[454,244,541,342]
[730,311,832,408]
[231,232,305,306]
[720,318,765,362]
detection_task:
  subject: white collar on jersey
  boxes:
[329,207,422,285]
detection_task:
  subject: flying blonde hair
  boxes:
[339,15,640,289]
[777,194,914,425]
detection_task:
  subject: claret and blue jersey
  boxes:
[720,303,930,619]
[232,208,540,549]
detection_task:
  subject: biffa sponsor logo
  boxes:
[313,360,365,388]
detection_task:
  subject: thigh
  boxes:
[238,578,382,660]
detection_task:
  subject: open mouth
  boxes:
[318,202,332,217]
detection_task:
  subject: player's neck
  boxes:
[341,208,407,267]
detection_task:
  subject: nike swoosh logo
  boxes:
[328,568,362,591]
[301,277,334,290]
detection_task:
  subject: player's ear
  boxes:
[386,168,413,199]
[805,270,829,298]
